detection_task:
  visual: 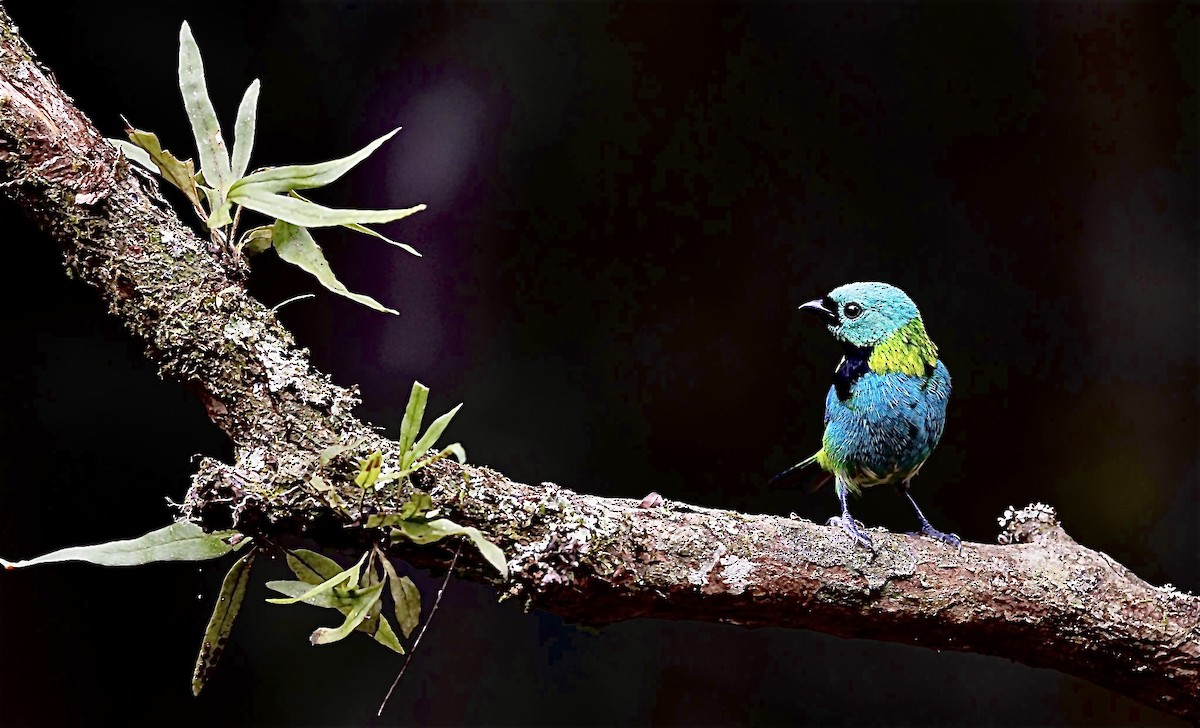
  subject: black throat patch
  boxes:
[834,344,872,402]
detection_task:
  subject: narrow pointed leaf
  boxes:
[265,552,365,604]
[271,221,397,314]
[229,128,400,195]
[192,550,256,696]
[379,444,467,489]
[409,404,463,465]
[178,22,231,193]
[107,138,156,171]
[392,519,508,580]
[264,579,346,608]
[409,442,467,472]
[344,222,422,257]
[370,614,405,653]
[289,192,422,257]
[380,556,421,638]
[1,522,244,569]
[310,583,384,645]
[231,79,260,180]
[397,382,429,471]
[122,129,202,208]
[354,558,385,638]
[232,186,425,228]
[462,528,509,581]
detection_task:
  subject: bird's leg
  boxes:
[896,483,961,551]
[828,479,874,550]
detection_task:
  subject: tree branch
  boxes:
[1,8,1196,722]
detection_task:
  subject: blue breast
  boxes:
[822,361,951,487]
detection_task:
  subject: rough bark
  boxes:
[1,7,1196,723]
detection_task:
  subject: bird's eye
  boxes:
[844,302,864,319]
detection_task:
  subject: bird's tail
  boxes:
[769,450,834,493]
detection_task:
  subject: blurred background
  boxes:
[0,1,1195,725]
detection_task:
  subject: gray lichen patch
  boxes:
[997,502,1067,545]
[687,543,756,595]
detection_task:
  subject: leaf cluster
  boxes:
[109,22,423,313]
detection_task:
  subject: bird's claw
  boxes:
[828,515,875,551]
[912,525,961,552]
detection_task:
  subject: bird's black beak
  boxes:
[798,296,839,325]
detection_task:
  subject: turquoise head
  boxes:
[800,282,922,349]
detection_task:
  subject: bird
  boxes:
[772,281,959,551]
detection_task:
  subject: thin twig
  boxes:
[377,540,463,716]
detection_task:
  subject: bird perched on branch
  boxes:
[772,281,959,551]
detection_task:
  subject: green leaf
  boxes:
[289,192,422,257]
[202,185,222,213]
[123,128,202,208]
[355,451,383,489]
[354,557,385,639]
[442,443,467,464]
[208,200,234,229]
[370,613,405,654]
[228,128,400,195]
[264,579,346,608]
[397,382,429,471]
[400,492,434,521]
[378,444,467,488]
[284,549,342,584]
[409,404,462,467]
[310,582,384,646]
[192,549,256,696]
[271,221,398,315]
[239,225,273,255]
[279,550,404,653]
[232,186,426,229]
[230,79,260,180]
[265,552,365,605]
[1,522,245,569]
[462,530,508,580]
[393,519,508,580]
[344,222,422,257]
[379,556,421,638]
[198,185,233,229]
[178,22,231,194]
[107,138,156,172]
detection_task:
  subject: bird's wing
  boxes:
[769,450,835,493]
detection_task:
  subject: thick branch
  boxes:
[1,8,1197,722]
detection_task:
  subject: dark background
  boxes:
[0,1,1195,725]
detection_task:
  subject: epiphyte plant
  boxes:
[109,21,423,314]
[2,379,505,696]
[4,20,506,702]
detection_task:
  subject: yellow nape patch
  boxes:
[868,318,938,375]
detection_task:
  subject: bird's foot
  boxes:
[827,515,875,551]
[912,524,961,552]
